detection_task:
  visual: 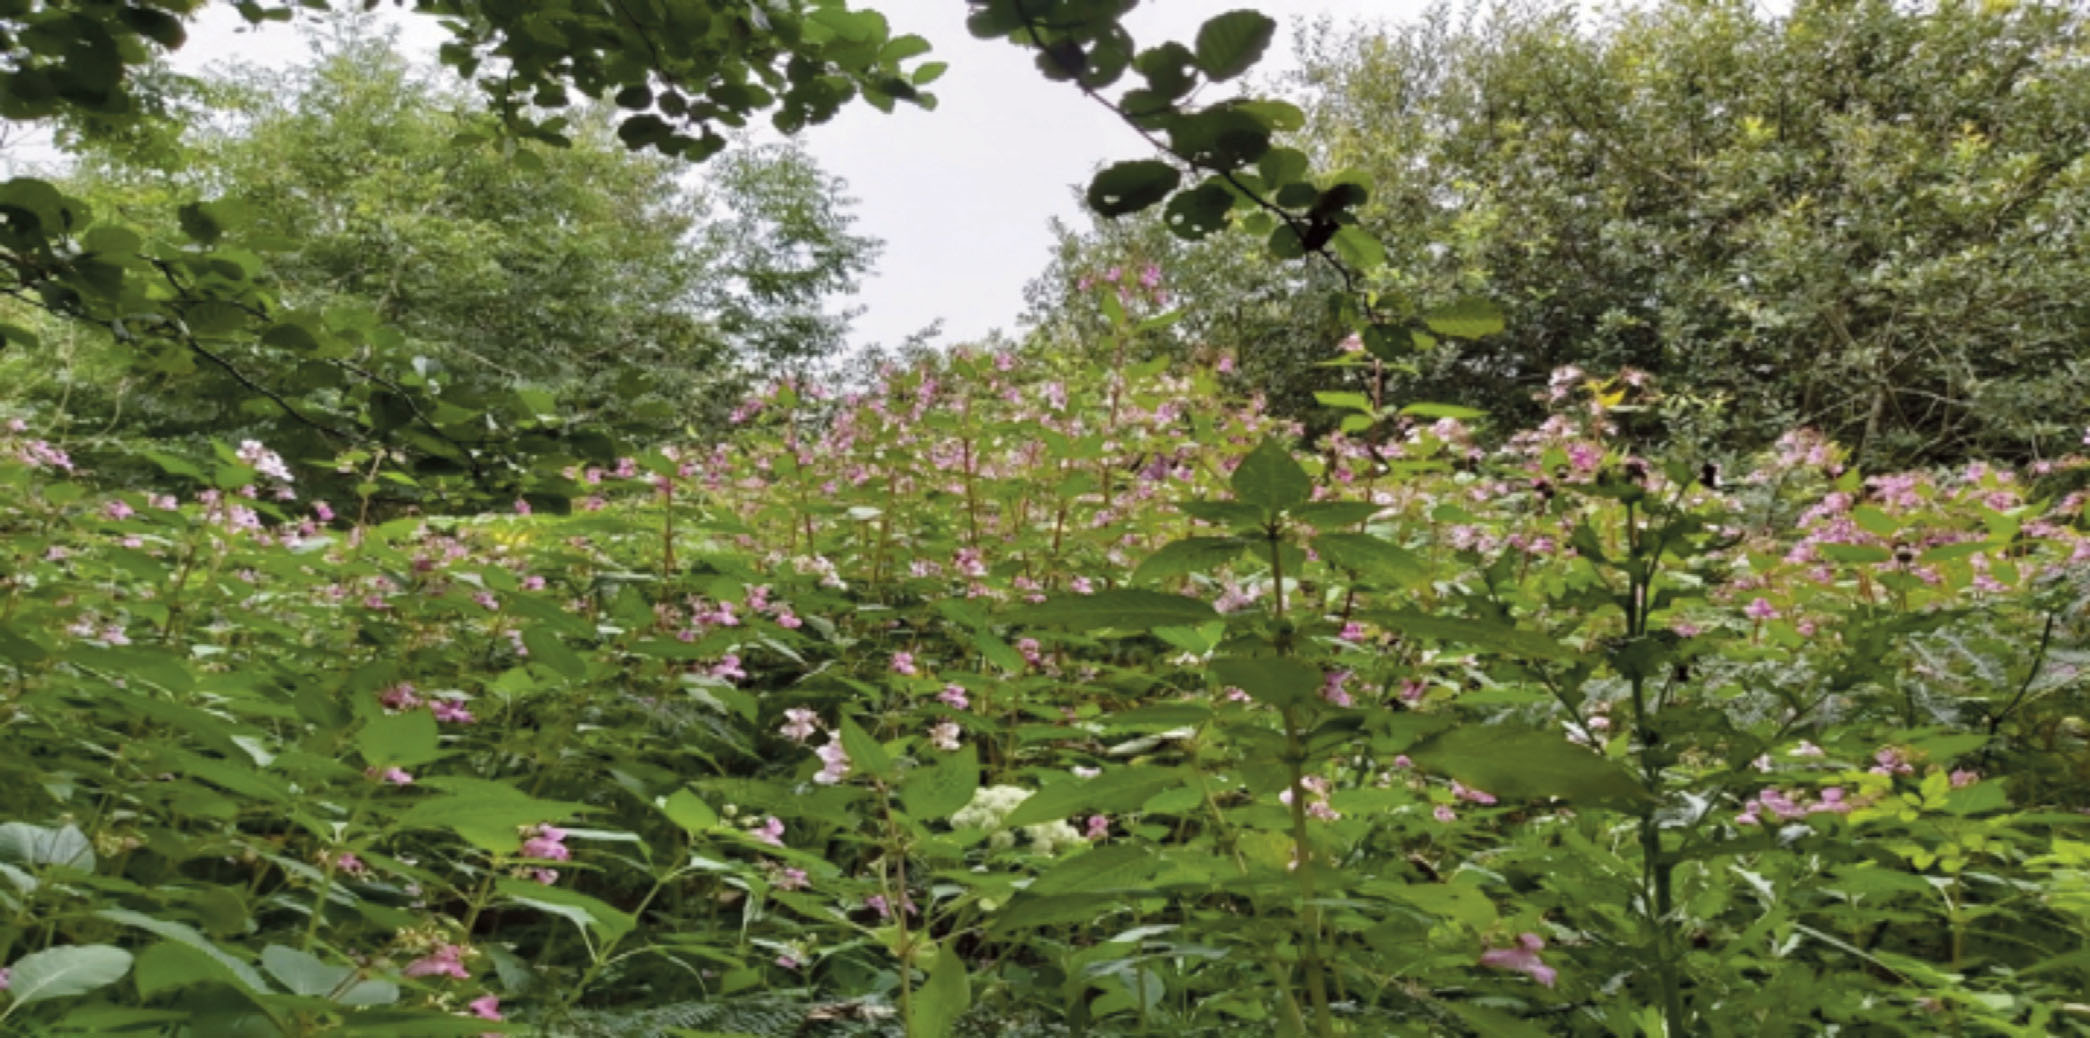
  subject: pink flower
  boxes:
[1744,597,1779,621]
[928,721,962,751]
[1084,815,1110,840]
[405,944,471,980]
[779,708,820,743]
[889,651,918,676]
[1321,669,1354,707]
[1949,768,1979,788]
[752,815,785,847]
[813,735,850,785]
[710,654,747,681]
[431,698,476,724]
[1478,932,1557,987]
[1433,804,1457,823]
[521,575,546,591]
[335,852,368,877]
[937,684,970,710]
[103,499,135,520]
[520,824,570,862]
[375,767,414,786]
[1450,781,1497,805]
[468,993,502,1021]
[379,683,421,711]
[513,499,532,516]
[774,867,810,891]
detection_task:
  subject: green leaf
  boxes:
[1420,297,1506,339]
[658,787,721,835]
[1210,656,1320,708]
[1163,180,1234,240]
[1029,842,1158,896]
[901,744,978,820]
[1313,391,1372,412]
[1176,500,1266,528]
[95,910,268,994]
[357,707,440,769]
[1130,537,1246,583]
[1194,10,1277,81]
[496,878,637,943]
[908,939,971,1038]
[1002,767,1186,828]
[1088,160,1181,217]
[1016,589,1217,631]
[0,822,95,871]
[1292,501,1380,527]
[1313,532,1424,584]
[393,782,585,855]
[1409,725,1651,808]
[840,717,894,781]
[1330,226,1385,271]
[5,945,133,1006]
[133,941,258,998]
[1368,608,1573,660]
[1231,439,1311,513]
[260,945,397,1005]
[1398,402,1488,420]
[522,626,588,680]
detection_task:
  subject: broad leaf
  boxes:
[1130,536,1246,583]
[901,744,979,820]
[1210,655,1321,708]
[5,944,133,1006]
[1194,10,1276,81]
[1088,160,1180,217]
[1017,589,1217,631]
[1230,439,1311,513]
[1409,725,1650,808]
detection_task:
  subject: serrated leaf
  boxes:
[1016,589,1217,631]
[496,878,636,943]
[1001,767,1186,828]
[1314,532,1424,584]
[1369,608,1572,659]
[357,707,439,769]
[1131,537,1246,583]
[1209,655,1320,708]
[96,909,268,993]
[260,945,395,1004]
[1409,725,1650,808]
[840,717,895,781]
[909,938,970,1038]
[1231,439,1311,513]
[901,744,978,820]
[658,788,720,834]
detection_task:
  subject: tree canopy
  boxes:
[1030,0,2090,467]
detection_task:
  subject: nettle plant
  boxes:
[0,345,2085,1037]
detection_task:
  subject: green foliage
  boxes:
[1031,0,2090,466]
[0,350,2084,1035]
[1298,0,2090,464]
[15,31,878,484]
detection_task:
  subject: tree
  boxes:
[2,0,1399,503]
[1295,0,2090,465]
[10,25,877,482]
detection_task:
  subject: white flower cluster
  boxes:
[951,785,1084,855]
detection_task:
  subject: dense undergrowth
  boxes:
[1,344,2087,1037]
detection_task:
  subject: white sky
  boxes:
[90,1,1434,352]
